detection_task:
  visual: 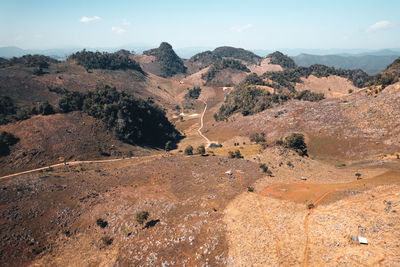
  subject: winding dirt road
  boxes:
[0,155,161,180]
[198,99,211,146]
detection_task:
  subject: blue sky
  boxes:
[1,0,399,50]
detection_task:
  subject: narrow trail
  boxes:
[0,154,161,180]
[303,189,336,267]
[198,99,211,147]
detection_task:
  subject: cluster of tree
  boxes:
[266,52,370,88]
[189,46,261,70]
[282,133,308,156]
[69,49,144,73]
[185,87,201,99]
[202,58,250,84]
[228,150,243,159]
[0,131,19,156]
[182,87,202,110]
[0,95,57,125]
[58,85,181,147]
[184,144,206,155]
[250,132,266,143]
[268,51,297,69]
[214,82,324,121]
[263,64,370,90]
[0,54,58,76]
[368,57,400,89]
[294,90,325,102]
[143,42,186,77]
[6,54,58,68]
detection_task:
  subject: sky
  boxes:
[1,0,400,50]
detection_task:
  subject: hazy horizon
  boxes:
[1,0,400,51]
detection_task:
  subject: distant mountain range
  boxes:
[291,53,400,75]
[1,46,400,74]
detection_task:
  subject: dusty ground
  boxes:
[295,75,358,98]
[0,154,264,266]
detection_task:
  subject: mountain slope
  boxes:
[143,42,187,77]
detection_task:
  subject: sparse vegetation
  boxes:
[228,149,243,159]
[250,132,266,144]
[101,236,113,246]
[259,163,272,176]
[136,211,149,225]
[202,58,251,85]
[183,87,202,110]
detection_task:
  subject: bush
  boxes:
[195,145,206,155]
[259,163,272,176]
[250,132,266,144]
[96,218,108,228]
[284,133,308,156]
[136,211,149,225]
[228,149,243,159]
[247,186,254,192]
[184,145,193,155]
[0,131,19,156]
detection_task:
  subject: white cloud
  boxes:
[122,19,131,26]
[366,20,391,33]
[231,24,253,33]
[80,16,101,23]
[112,26,126,34]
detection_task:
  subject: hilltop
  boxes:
[142,42,187,78]
[186,46,262,74]
[1,47,400,266]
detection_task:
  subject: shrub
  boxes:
[259,163,272,176]
[284,133,308,156]
[195,145,206,155]
[250,132,266,143]
[228,149,243,159]
[136,211,149,225]
[355,173,362,180]
[0,131,19,156]
[247,186,254,192]
[184,145,193,155]
[96,218,108,228]
[102,236,113,246]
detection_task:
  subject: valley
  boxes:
[0,42,399,267]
